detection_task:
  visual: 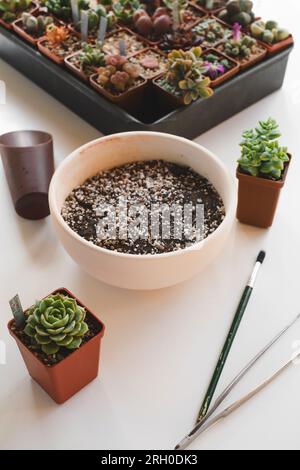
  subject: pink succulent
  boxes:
[233,22,242,42]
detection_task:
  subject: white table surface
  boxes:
[1,0,300,451]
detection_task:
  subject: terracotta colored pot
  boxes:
[129,48,167,81]
[217,41,267,70]
[257,35,294,56]
[64,51,89,82]
[37,39,65,65]
[236,156,291,228]
[90,73,147,115]
[8,288,105,404]
[152,74,184,112]
[203,48,240,87]
[12,14,62,46]
[0,1,37,30]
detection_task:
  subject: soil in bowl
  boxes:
[61,160,225,255]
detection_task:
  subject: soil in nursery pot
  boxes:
[40,33,83,60]
[128,49,167,80]
[62,160,225,255]
[103,29,146,56]
[217,40,267,69]
[11,311,102,367]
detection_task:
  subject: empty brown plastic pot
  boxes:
[236,156,291,228]
[0,130,54,220]
[8,288,105,404]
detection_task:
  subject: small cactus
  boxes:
[250,19,290,45]
[21,12,54,35]
[223,34,257,58]
[43,0,90,22]
[24,293,89,355]
[0,0,31,23]
[79,42,106,69]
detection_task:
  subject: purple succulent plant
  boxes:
[203,61,225,79]
[233,22,242,42]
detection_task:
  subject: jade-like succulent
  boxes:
[0,0,31,23]
[43,0,89,22]
[238,118,289,180]
[112,0,141,24]
[163,47,213,105]
[250,19,290,45]
[79,42,106,69]
[21,12,54,35]
[97,54,141,93]
[24,293,89,355]
[218,0,255,27]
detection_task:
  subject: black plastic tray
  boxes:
[0,26,293,139]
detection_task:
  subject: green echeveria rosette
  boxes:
[23,294,89,355]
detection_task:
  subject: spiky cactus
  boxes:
[24,294,89,355]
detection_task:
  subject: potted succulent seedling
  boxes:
[218,0,255,27]
[128,47,167,80]
[71,5,117,38]
[42,0,89,23]
[132,1,205,44]
[202,49,239,87]
[8,288,105,404]
[112,0,141,25]
[250,19,293,55]
[90,53,147,113]
[65,41,106,81]
[103,27,146,55]
[195,0,226,14]
[13,11,54,45]
[0,0,37,29]
[191,17,233,49]
[217,23,266,69]
[236,118,291,228]
[38,23,83,64]
[153,46,213,110]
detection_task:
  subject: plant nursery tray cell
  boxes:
[0,26,293,139]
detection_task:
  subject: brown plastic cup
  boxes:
[0,130,54,220]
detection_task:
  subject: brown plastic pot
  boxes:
[203,48,240,87]
[129,48,167,81]
[257,35,294,56]
[0,1,37,30]
[0,130,54,220]
[37,38,65,65]
[217,41,267,70]
[12,14,62,46]
[236,156,291,228]
[90,73,147,114]
[64,50,89,82]
[152,74,184,112]
[8,288,105,404]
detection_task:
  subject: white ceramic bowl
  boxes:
[49,132,236,290]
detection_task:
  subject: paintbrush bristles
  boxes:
[257,251,266,264]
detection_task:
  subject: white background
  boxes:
[1,0,300,451]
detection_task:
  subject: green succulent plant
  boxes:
[223,34,256,58]
[218,0,255,27]
[250,19,290,45]
[238,118,290,180]
[43,0,89,22]
[74,5,116,32]
[0,0,31,23]
[24,293,89,355]
[112,0,141,24]
[163,47,213,105]
[79,42,106,69]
